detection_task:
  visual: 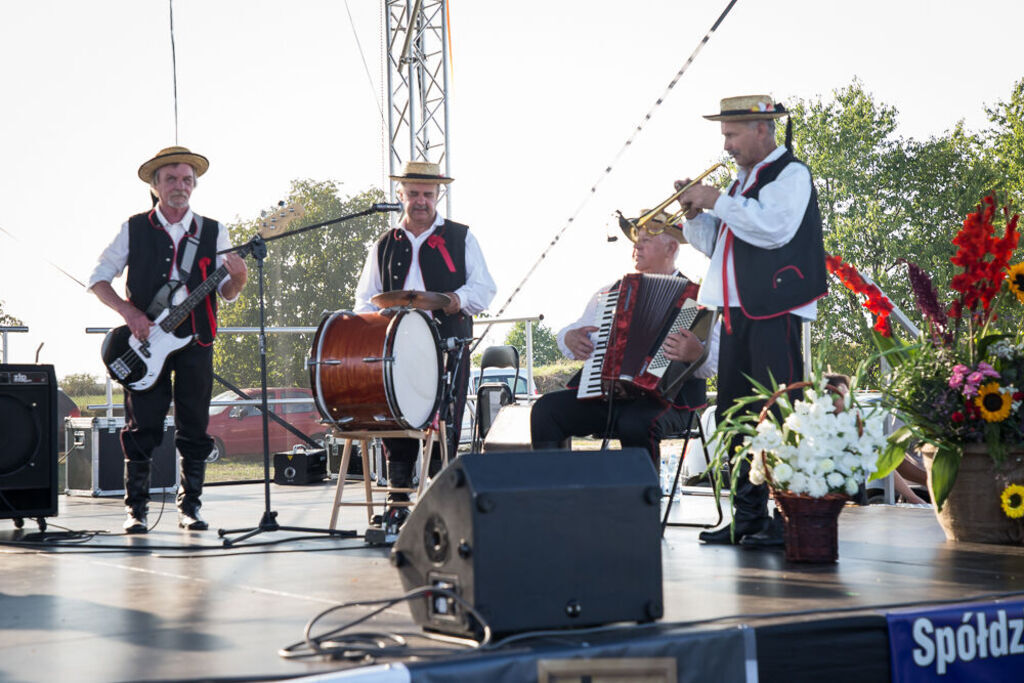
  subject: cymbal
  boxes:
[371,290,452,311]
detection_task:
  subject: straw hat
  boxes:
[703,95,788,122]
[619,209,685,244]
[138,146,210,183]
[389,160,453,184]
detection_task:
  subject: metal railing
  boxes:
[83,314,542,416]
[0,325,29,364]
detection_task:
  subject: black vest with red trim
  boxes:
[375,219,472,339]
[728,150,828,318]
[125,210,221,345]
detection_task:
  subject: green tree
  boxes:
[503,320,560,366]
[984,78,1024,204]
[0,298,22,326]
[787,80,997,382]
[213,181,390,388]
[61,372,104,396]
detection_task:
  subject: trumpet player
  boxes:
[675,95,828,549]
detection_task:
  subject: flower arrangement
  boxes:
[831,194,1024,512]
[718,372,889,499]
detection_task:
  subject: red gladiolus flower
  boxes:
[952,411,965,423]
[826,254,895,337]
[948,193,1021,320]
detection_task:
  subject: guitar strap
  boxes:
[146,216,205,319]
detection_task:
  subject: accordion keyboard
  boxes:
[576,287,620,399]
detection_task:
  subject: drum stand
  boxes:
[355,336,470,546]
[218,236,356,546]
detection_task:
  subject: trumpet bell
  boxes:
[627,162,726,233]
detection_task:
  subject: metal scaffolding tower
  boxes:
[384,0,451,216]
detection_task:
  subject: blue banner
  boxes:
[887,599,1024,682]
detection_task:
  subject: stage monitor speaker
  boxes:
[0,364,58,520]
[391,449,663,639]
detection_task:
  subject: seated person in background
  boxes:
[531,211,719,466]
[826,373,927,505]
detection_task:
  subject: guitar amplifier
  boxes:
[65,417,179,497]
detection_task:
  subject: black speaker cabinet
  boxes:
[391,449,663,638]
[0,364,58,520]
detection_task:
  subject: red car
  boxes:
[206,387,326,462]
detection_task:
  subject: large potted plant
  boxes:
[830,194,1024,544]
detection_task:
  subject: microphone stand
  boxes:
[439,337,472,462]
[218,203,401,547]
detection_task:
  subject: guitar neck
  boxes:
[159,264,231,332]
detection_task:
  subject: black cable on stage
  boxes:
[472,0,741,349]
[279,587,491,662]
[0,528,367,555]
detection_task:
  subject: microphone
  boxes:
[443,336,474,350]
[373,202,404,212]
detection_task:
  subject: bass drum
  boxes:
[309,309,443,431]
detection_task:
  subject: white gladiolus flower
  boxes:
[826,472,846,489]
[789,471,810,494]
[773,462,794,483]
[844,477,861,496]
[807,476,829,498]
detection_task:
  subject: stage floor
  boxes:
[2,478,1023,682]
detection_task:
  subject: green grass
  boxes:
[206,460,267,483]
[74,392,124,413]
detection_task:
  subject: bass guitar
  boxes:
[101,203,303,391]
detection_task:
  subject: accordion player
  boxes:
[531,214,719,464]
[575,272,718,401]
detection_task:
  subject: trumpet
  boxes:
[617,162,726,237]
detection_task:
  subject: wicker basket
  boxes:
[922,444,1024,545]
[773,490,849,563]
[757,381,851,563]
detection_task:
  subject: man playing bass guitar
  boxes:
[89,146,248,534]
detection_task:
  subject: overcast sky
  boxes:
[1,0,1021,378]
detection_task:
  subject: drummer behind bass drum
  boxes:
[354,160,496,532]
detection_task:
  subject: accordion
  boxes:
[577,273,716,400]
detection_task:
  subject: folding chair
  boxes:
[660,409,723,535]
[472,345,520,451]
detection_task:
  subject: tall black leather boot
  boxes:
[383,459,414,533]
[123,459,151,534]
[177,457,208,531]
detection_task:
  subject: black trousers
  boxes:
[530,388,690,466]
[716,310,804,522]
[121,342,214,508]
[383,349,469,471]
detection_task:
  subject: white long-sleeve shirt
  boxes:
[555,272,719,380]
[682,146,817,320]
[354,212,496,315]
[87,207,240,304]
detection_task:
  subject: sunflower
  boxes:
[1008,262,1024,304]
[975,382,1012,422]
[1000,484,1024,519]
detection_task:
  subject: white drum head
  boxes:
[388,311,441,428]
